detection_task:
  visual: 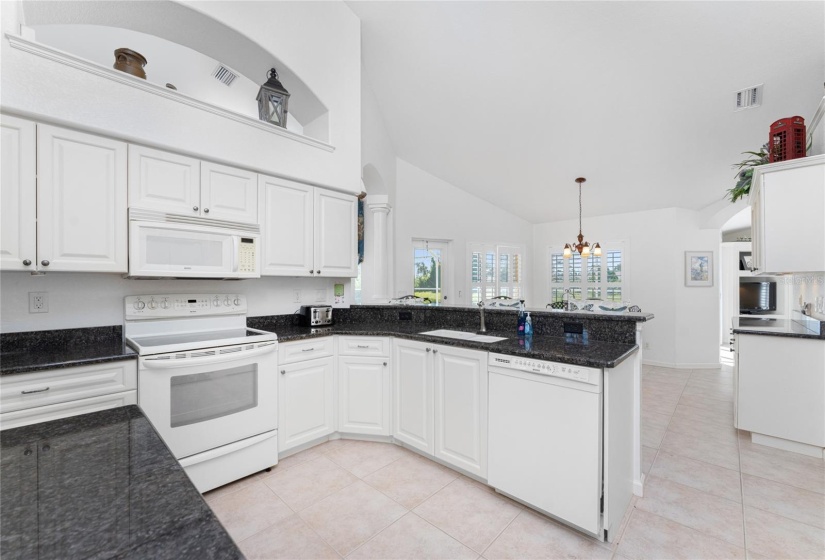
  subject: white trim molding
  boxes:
[5,33,335,153]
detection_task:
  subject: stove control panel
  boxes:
[488,353,601,386]
[125,294,247,318]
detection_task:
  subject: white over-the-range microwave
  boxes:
[128,208,260,279]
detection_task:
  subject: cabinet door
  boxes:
[314,188,357,277]
[338,356,390,436]
[37,125,127,272]
[200,161,258,224]
[128,145,200,215]
[278,356,335,453]
[0,115,37,271]
[433,345,488,477]
[392,339,433,454]
[258,175,314,276]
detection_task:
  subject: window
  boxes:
[353,263,362,304]
[413,239,450,304]
[549,243,625,304]
[469,244,525,304]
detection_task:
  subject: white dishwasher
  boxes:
[488,353,603,537]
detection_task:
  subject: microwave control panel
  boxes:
[238,237,257,273]
[125,294,247,318]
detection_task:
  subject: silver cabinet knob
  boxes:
[204,208,210,214]
[281,369,286,375]
[41,260,49,267]
[24,448,32,456]
[426,348,431,352]
[383,362,388,366]
[193,206,199,212]
[22,259,31,266]
[310,270,315,274]
[433,349,439,354]
[42,444,50,452]
[316,270,321,274]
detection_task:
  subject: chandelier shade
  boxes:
[563,177,601,259]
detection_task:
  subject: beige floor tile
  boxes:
[208,481,294,542]
[650,450,742,502]
[203,471,264,503]
[643,376,688,391]
[326,440,410,478]
[744,506,825,560]
[263,455,358,511]
[672,403,733,427]
[414,477,521,554]
[659,429,740,471]
[348,512,477,560]
[642,410,672,431]
[483,509,611,560]
[689,369,733,382]
[617,509,746,560]
[666,412,739,445]
[642,446,658,475]
[686,376,733,391]
[299,480,406,556]
[636,476,745,548]
[641,424,667,449]
[642,398,679,417]
[739,439,825,494]
[677,393,734,416]
[646,367,691,380]
[680,383,733,403]
[239,513,340,559]
[742,474,825,529]
[364,453,459,509]
[643,385,684,402]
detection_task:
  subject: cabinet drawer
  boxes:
[0,360,137,413]
[337,336,390,357]
[278,337,334,365]
[0,390,137,431]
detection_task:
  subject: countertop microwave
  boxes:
[128,209,260,279]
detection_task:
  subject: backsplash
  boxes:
[791,273,825,320]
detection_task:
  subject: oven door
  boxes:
[138,341,277,459]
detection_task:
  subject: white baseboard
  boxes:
[751,433,825,459]
[643,360,721,370]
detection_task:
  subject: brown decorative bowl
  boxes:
[113,48,147,79]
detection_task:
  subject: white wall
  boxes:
[533,207,721,368]
[0,272,349,332]
[793,273,825,321]
[393,159,534,306]
[1,1,361,193]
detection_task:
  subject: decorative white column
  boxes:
[367,195,392,301]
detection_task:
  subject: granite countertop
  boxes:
[252,321,638,368]
[354,304,655,323]
[0,405,241,559]
[0,326,136,376]
[732,316,825,340]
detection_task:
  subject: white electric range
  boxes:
[124,294,278,492]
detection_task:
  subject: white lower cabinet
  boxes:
[338,356,391,436]
[433,346,488,478]
[278,355,335,453]
[391,339,488,476]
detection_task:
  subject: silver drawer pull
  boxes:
[301,348,315,352]
[22,387,50,395]
[356,345,370,349]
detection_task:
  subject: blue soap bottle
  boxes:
[517,300,526,335]
[524,312,533,336]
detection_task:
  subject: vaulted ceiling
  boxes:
[349,1,825,223]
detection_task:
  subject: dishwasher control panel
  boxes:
[488,353,601,385]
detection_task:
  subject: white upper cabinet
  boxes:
[258,176,358,277]
[200,161,258,224]
[36,124,127,272]
[258,176,315,275]
[751,155,825,274]
[128,145,200,215]
[0,115,37,271]
[314,188,358,277]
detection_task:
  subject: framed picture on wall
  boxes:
[685,251,713,287]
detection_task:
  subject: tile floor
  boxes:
[204,365,825,559]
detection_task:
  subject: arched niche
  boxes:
[362,163,387,196]
[21,0,329,141]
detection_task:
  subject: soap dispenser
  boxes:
[517,300,527,335]
[524,312,533,336]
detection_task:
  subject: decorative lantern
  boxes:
[768,116,806,162]
[256,67,290,128]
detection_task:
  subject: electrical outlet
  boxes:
[29,292,48,313]
[294,290,302,303]
[315,289,326,302]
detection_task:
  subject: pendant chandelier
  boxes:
[563,177,601,259]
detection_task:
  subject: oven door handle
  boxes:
[140,343,277,369]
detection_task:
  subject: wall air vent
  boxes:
[734,84,763,111]
[211,64,238,87]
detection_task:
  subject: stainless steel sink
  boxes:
[419,329,507,343]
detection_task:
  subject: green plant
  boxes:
[727,144,770,203]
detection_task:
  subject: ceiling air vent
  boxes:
[211,64,238,87]
[734,84,763,111]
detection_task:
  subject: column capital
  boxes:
[366,194,391,213]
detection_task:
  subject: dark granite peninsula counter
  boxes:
[250,304,653,369]
[0,405,242,560]
[732,314,824,340]
[0,326,136,376]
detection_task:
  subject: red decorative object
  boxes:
[769,116,806,162]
